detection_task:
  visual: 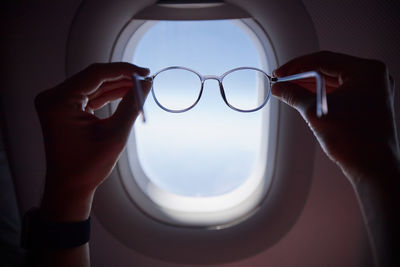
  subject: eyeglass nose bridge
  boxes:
[202,75,222,83]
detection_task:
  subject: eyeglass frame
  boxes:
[133,66,328,121]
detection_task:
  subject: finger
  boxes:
[289,76,338,93]
[271,82,315,114]
[64,62,150,96]
[87,87,130,111]
[274,51,364,78]
[107,79,151,138]
[87,78,133,100]
[86,79,151,111]
[324,75,340,89]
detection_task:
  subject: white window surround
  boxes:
[109,19,276,228]
[66,0,318,264]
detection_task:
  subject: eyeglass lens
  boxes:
[152,68,202,112]
[221,68,270,111]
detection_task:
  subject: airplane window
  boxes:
[119,19,274,226]
[68,2,321,258]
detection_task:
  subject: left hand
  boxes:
[35,62,151,221]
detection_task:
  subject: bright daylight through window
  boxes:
[123,19,271,220]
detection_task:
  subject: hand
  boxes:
[271,51,400,267]
[271,51,399,180]
[35,63,151,221]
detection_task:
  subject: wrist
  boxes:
[350,159,400,267]
[338,143,400,184]
[40,182,95,222]
[22,207,91,250]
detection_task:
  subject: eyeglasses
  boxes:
[133,66,328,121]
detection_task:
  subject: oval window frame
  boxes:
[109,18,278,228]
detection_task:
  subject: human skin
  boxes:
[271,51,400,267]
[33,62,151,266]
[33,52,399,266]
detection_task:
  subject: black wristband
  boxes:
[21,208,91,250]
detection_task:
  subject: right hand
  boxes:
[271,51,399,180]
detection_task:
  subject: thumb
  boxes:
[271,82,316,115]
[107,79,151,141]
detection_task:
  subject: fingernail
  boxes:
[273,68,284,77]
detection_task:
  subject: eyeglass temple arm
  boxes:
[272,71,328,117]
[132,74,151,123]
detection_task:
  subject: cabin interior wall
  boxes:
[1,0,399,266]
